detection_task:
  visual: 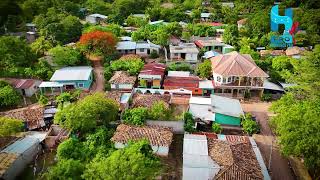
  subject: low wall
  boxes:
[146,120,184,134]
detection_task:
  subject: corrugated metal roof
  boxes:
[88,14,107,19]
[168,71,190,77]
[199,80,214,89]
[116,41,137,50]
[263,79,284,91]
[39,81,64,88]
[211,95,244,118]
[50,66,92,81]
[201,13,211,18]
[183,134,208,155]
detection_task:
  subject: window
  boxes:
[78,83,84,88]
[217,76,222,82]
[139,49,144,52]
[195,89,199,92]
[174,53,179,56]
[228,77,232,82]
[223,77,226,83]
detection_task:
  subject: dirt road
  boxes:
[91,61,105,92]
[241,102,296,180]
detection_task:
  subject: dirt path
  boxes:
[91,61,105,92]
[241,102,296,180]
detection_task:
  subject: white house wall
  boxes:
[185,53,198,62]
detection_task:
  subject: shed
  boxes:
[3,78,42,97]
[111,124,173,156]
[109,71,136,91]
[183,134,220,180]
[0,132,47,180]
[85,14,107,24]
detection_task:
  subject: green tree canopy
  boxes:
[148,101,170,120]
[49,45,81,66]
[0,81,21,108]
[82,140,162,180]
[122,107,148,126]
[42,159,85,180]
[223,24,239,46]
[54,93,119,133]
[197,59,212,79]
[0,116,23,137]
[110,57,144,75]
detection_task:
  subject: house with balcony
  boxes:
[210,52,269,98]
[138,63,166,89]
[169,43,199,63]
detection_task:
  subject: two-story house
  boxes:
[210,52,269,98]
[169,43,199,63]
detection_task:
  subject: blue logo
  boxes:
[270,5,298,48]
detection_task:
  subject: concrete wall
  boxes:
[185,53,198,63]
[146,120,184,134]
[215,113,241,126]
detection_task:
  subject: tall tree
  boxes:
[0,116,23,137]
[49,45,81,66]
[223,24,239,46]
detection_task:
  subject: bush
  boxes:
[241,119,260,135]
[0,117,23,137]
[261,93,272,101]
[212,123,222,134]
[122,107,148,126]
[105,82,111,91]
[184,112,195,133]
[0,84,21,108]
[168,62,192,72]
[149,50,159,59]
[38,95,49,106]
[111,57,144,75]
[148,101,170,120]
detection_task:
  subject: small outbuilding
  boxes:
[109,71,136,91]
[85,14,107,24]
[111,124,173,156]
[3,78,42,97]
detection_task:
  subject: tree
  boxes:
[49,46,81,66]
[79,31,118,57]
[0,36,36,77]
[24,58,54,80]
[223,24,239,46]
[0,81,21,108]
[82,140,162,180]
[83,127,114,156]
[0,117,23,137]
[55,92,72,109]
[212,123,222,134]
[122,107,148,126]
[85,0,112,15]
[30,36,54,56]
[241,119,259,135]
[148,101,170,120]
[125,15,148,27]
[197,60,212,79]
[57,138,89,161]
[110,56,144,75]
[54,93,119,133]
[168,62,192,72]
[83,24,125,37]
[42,159,85,180]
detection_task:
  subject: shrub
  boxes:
[241,119,260,135]
[111,57,144,75]
[261,93,272,101]
[168,62,192,72]
[148,101,170,120]
[38,95,49,106]
[0,84,21,108]
[122,107,148,126]
[149,50,159,59]
[184,112,195,133]
[212,123,222,134]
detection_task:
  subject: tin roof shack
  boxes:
[111,124,173,156]
[169,43,199,63]
[138,63,166,89]
[109,71,136,91]
[195,39,234,54]
[44,125,69,149]
[116,39,161,57]
[1,106,46,130]
[183,134,220,180]
[3,78,42,97]
[106,91,132,111]
[0,132,47,180]
[85,14,107,24]
[189,95,244,126]
[285,46,307,59]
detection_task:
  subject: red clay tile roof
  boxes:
[3,78,40,89]
[109,71,136,84]
[237,18,247,25]
[132,93,170,108]
[210,51,269,78]
[111,124,173,147]
[139,63,166,76]
[163,76,200,88]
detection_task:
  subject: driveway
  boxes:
[241,102,296,180]
[91,61,104,92]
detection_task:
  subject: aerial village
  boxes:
[0,0,319,180]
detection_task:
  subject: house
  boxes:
[111,124,173,156]
[210,52,269,98]
[1,106,46,130]
[85,14,107,24]
[285,46,306,59]
[183,134,270,180]
[195,39,234,54]
[116,39,161,57]
[203,50,220,59]
[131,93,171,108]
[189,95,244,126]
[169,43,199,63]
[109,71,136,91]
[237,18,247,29]
[3,78,41,97]
[163,71,215,96]
[263,79,284,99]
[106,91,132,111]
[183,134,220,180]
[138,63,166,89]
[201,13,211,22]
[39,66,93,93]
[0,132,47,180]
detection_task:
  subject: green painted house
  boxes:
[189,95,244,126]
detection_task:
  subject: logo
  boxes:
[270,5,299,48]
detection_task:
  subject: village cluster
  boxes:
[0,1,318,180]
